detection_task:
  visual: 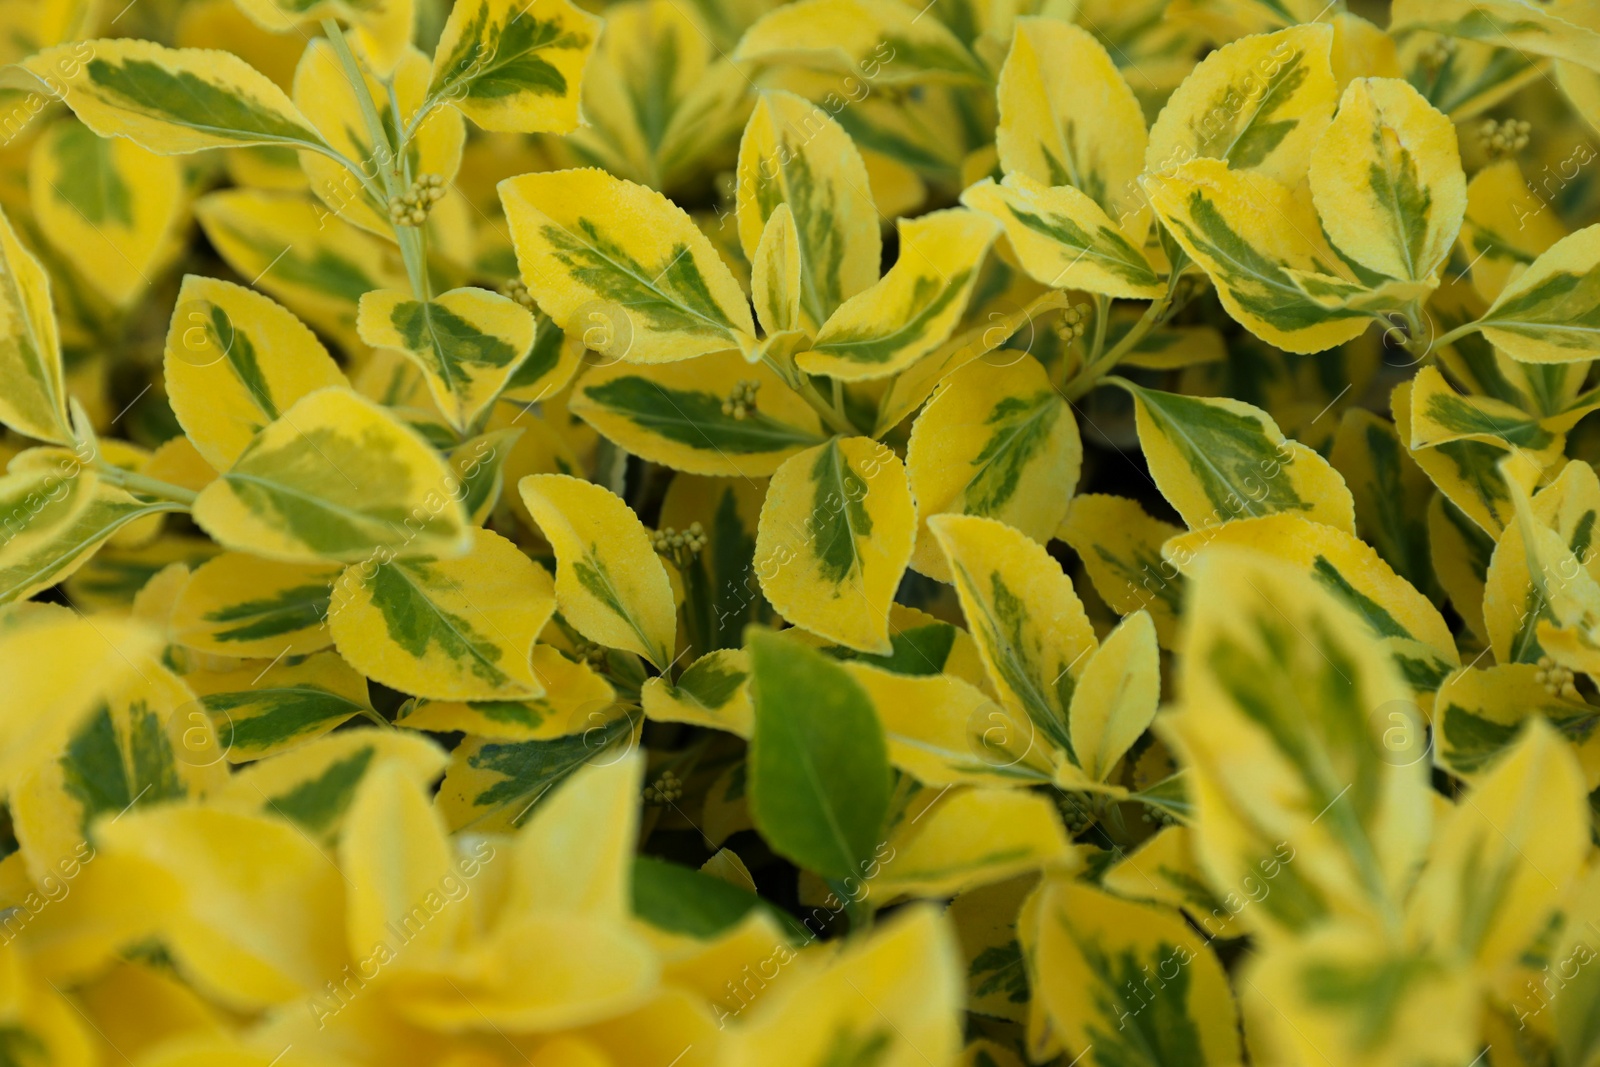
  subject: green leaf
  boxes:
[747,629,891,880]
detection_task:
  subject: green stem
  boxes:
[1432,320,1478,354]
[781,367,857,436]
[1088,293,1110,366]
[94,465,198,506]
[1065,291,1169,401]
[320,18,431,301]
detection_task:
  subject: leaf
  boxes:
[906,355,1079,583]
[357,287,536,434]
[641,647,754,737]
[1069,611,1160,783]
[1116,378,1356,534]
[518,473,677,668]
[426,0,601,133]
[164,275,350,473]
[751,203,804,336]
[843,662,1054,786]
[1162,513,1461,692]
[293,40,464,241]
[28,119,184,308]
[23,39,329,155]
[1434,664,1600,784]
[1101,826,1237,940]
[195,189,410,350]
[1329,409,1438,600]
[733,0,987,84]
[746,629,889,881]
[1389,0,1600,74]
[1144,24,1338,186]
[399,645,616,741]
[1032,882,1243,1067]
[1471,224,1600,363]
[184,652,373,762]
[0,469,186,606]
[996,16,1147,231]
[928,514,1098,767]
[12,665,226,883]
[1406,364,1565,465]
[1059,493,1187,650]
[569,352,826,478]
[329,527,555,701]
[1161,549,1433,934]
[1141,159,1374,353]
[658,473,773,657]
[798,209,999,380]
[169,552,339,657]
[434,709,636,832]
[1457,159,1569,303]
[961,176,1164,299]
[499,168,758,365]
[1410,719,1589,969]
[873,786,1073,898]
[231,0,416,76]
[192,387,473,565]
[0,204,72,445]
[754,436,916,655]
[1308,77,1466,283]
[632,855,804,941]
[736,90,881,331]
[1392,379,1542,537]
[91,804,348,1009]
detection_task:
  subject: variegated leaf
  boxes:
[1144,24,1338,186]
[1058,493,1186,649]
[192,387,473,565]
[1309,76,1466,283]
[231,0,415,76]
[184,652,373,762]
[929,514,1098,769]
[1115,378,1357,534]
[1470,224,1600,363]
[736,90,881,331]
[169,552,338,657]
[0,204,72,445]
[1069,611,1160,783]
[357,287,536,435]
[426,0,601,133]
[1434,664,1600,785]
[754,437,915,655]
[569,353,826,478]
[29,119,184,308]
[330,528,556,701]
[733,0,987,84]
[500,168,758,365]
[397,645,615,741]
[961,176,1164,299]
[799,209,999,381]
[22,39,329,155]
[906,356,1079,583]
[164,275,350,473]
[1457,159,1568,303]
[518,473,677,668]
[1390,0,1600,74]
[996,16,1148,230]
[872,785,1072,898]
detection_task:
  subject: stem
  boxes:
[1432,321,1478,353]
[94,465,198,506]
[774,362,857,436]
[320,19,432,301]
[1065,291,1169,401]
[1088,293,1110,366]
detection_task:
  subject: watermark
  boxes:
[0,42,94,146]
[0,839,95,945]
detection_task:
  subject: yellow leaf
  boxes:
[906,354,1079,583]
[1117,377,1357,533]
[873,785,1074,898]
[500,168,758,365]
[192,387,473,565]
[734,0,987,83]
[1474,223,1600,363]
[168,551,337,658]
[1058,493,1186,649]
[799,209,999,381]
[736,91,881,331]
[427,0,601,134]
[519,473,677,668]
[330,527,556,701]
[1458,159,1568,303]
[29,119,184,307]
[398,644,616,741]
[164,275,350,472]
[0,204,72,445]
[184,651,373,762]
[755,437,916,655]
[1145,24,1337,185]
[751,203,804,337]
[1309,77,1465,283]
[929,513,1098,768]
[1069,610,1160,783]
[995,16,1148,232]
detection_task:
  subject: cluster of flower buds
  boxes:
[1478,117,1531,160]
[388,173,447,227]
[1057,790,1096,835]
[1536,655,1580,700]
[572,638,610,670]
[651,521,707,566]
[1054,303,1089,345]
[642,769,683,805]
[1416,35,1457,75]
[502,277,537,310]
[721,379,761,420]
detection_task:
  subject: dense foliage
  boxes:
[1,0,1599,1064]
